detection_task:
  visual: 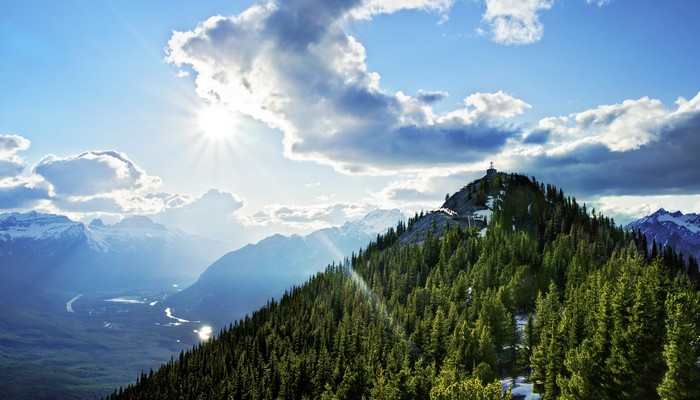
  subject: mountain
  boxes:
[110,172,700,400]
[166,209,405,327]
[626,208,700,263]
[0,211,226,298]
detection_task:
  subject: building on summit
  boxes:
[486,162,497,177]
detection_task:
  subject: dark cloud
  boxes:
[417,90,448,104]
[518,113,700,196]
[0,158,25,179]
[0,180,49,209]
[522,129,550,144]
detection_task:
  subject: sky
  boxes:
[2,0,700,249]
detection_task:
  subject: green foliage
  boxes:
[430,377,505,400]
[657,290,700,400]
[108,173,700,400]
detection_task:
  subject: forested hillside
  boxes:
[108,173,700,400]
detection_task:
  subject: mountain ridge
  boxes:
[109,172,700,400]
[0,211,227,296]
[627,207,700,263]
[166,208,405,327]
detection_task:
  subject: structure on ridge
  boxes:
[486,161,497,177]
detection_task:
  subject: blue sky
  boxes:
[2,0,700,248]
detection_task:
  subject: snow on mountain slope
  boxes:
[340,209,405,237]
[0,211,80,241]
[0,211,226,295]
[627,208,700,261]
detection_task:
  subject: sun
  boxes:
[197,104,237,141]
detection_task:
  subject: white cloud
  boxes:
[536,94,700,153]
[166,1,525,174]
[481,0,554,45]
[465,90,532,118]
[248,202,372,231]
[0,134,47,209]
[34,150,162,196]
[572,97,666,151]
[0,134,31,179]
[437,91,531,127]
[586,0,613,7]
[352,0,454,19]
[53,192,164,214]
[149,188,249,245]
[14,150,165,215]
[0,134,30,156]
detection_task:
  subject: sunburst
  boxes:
[197,104,237,142]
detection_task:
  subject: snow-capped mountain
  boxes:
[0,211,85,243]
[166,209,405,327]
[626,208,700,261]
[0,211,227,298]
[339,209,405,238]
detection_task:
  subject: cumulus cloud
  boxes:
[0,134,31,179]
[0,134,30,155]
[510,92,700,196]
[0,134,47,209]
[438,91,532,125]
[167,0,527,173]
[480,0,554,45]
[7,150,164,215]
[34,150,162,196]
[149,188,247,242]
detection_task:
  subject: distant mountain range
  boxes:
[0,211,227,299]
[626,208,700,262]
[166,209,405,327]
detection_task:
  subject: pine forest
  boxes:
[108,174,700,400]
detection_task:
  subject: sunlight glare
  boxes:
[195,325,213,341]
[197,105,236,141]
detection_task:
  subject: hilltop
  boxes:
[108,173,700,400]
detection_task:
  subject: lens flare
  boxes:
[195,325,213,340]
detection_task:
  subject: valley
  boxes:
[0,287,200,399]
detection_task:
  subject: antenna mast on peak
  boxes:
[486,161,497,177]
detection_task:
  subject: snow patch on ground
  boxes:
[500,376,540,400]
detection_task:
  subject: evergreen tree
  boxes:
[657,290,700,399]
